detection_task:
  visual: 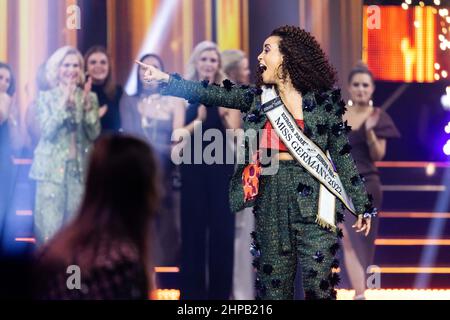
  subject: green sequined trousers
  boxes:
[252,161,340,300]
[34,160,84,244]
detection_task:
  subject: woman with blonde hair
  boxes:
[221,49,250,86]
[177,41,241,299]
[29,46,100,244]
[182,41,240,134]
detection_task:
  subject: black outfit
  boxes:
[343,109,400,275]
[92,84,123,134]
[0,121,13,246]
[180,104,235,300]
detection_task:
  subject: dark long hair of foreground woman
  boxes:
[34,134,161,299]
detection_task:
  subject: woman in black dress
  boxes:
[177,41,241,299]
[341,63,400,299]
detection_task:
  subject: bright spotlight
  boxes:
[444,140,450,156]
[124,0,180,95]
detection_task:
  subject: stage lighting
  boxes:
[426,163,436,176]
[442,87,450,110]
[124,0,180,95]
[445,122,450,134]
[444,139,450,156]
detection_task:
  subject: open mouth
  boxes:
[258,63,267,72]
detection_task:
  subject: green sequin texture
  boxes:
[161,76,373,299]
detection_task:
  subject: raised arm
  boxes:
[160,75,254,112]
[136,61,254,113]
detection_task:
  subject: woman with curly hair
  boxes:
[137,25,376,300]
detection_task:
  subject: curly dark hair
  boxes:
[256,25,337,94]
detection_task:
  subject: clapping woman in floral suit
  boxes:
[30,46,100,244]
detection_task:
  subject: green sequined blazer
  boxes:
[161,75,374,219]
[29,87,101,184]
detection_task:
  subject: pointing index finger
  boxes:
[135,60,149,68]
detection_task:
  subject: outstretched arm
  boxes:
[136,61,254,113]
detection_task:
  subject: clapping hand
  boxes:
[83,76,93,111]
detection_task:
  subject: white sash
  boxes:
[261,87,356,230]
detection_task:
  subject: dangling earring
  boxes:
[348,100,353,107]
[369,99,373,107]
